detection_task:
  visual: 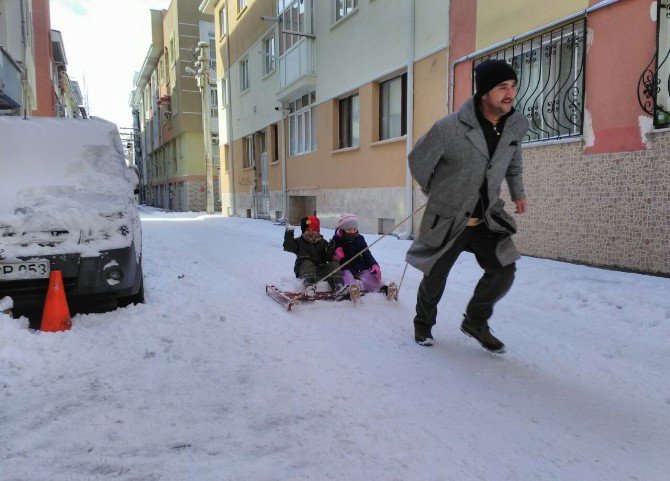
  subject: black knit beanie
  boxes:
[474,59,517,97]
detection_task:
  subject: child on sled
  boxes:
[283,216,343,297]
[331,214,390,300]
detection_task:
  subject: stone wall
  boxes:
[184,180,206,212]
[510,133,670,276]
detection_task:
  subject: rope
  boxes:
[397,262,410,297]
[315,203,426,285]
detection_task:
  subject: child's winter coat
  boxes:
[330,230,378,275]
[283,230,334,278]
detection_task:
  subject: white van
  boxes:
[0,117,144,320]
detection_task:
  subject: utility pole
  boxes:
[188,41,214,214]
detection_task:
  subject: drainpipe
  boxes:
[448,0,621,111]
[397,0,415,240]
[224,4,236,216]
[19,0,29,118]
[280,103,289,224]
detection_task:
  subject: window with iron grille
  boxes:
[639,0,670,126]
[474,18,586,143]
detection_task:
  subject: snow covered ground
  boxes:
[1,207,669,481]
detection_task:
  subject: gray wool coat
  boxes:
[406,97,529,275]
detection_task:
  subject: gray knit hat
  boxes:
[336,213,359,230]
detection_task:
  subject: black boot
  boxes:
[414,321,434,346]
[460,315,505,353]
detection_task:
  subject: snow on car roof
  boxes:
[0,117,133,216]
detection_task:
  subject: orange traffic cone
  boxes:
[40,270,72,332]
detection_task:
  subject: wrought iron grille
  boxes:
[638,0,670,127]
[474,18,587,143]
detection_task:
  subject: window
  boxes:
[335,0,358,22]
[164,51,170,83]
[210,87,218,118]
[339,93,359,148]
[238,0,247,13]
[211,134,220,166]
[169,35,176,66]
[289,91,317,156]
[380,74,407,140]
[474,18,586,142]
[278,0,309,55]
[240,58,249,91]
[208,32,216,70]
[272,124,279,161]
[219,4,227,37]
[244,136,255,168]
[263,35,276,75]
[219,77,228,107]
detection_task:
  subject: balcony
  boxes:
[277,37,316,100]
[0,47,22,110]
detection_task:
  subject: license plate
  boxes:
[0,261,51,280]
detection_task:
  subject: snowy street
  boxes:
[1,207,669,481]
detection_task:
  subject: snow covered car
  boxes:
[0,117,144,316]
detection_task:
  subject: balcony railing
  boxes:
[638,0,670,126]
[278,37,315,92]
[475,18,587,143]
[0,47,22,110]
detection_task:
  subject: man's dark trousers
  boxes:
[414,222,516,329]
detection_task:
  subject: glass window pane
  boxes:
[311,107,317,151]
[388,77,402,138]
[304,109,311,152]
[351,94,359,147]
[380,81,390,139]
[298,114,304,153]
[289,115,296,155]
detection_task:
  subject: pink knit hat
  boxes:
[336,213,359,230]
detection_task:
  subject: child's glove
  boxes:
[370,264,382,280]
[333,247,345,261]
[285,222,294,232]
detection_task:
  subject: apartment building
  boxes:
[0,0,83,118]
[201,0,447,233]
[451,0,668,275]
[201,0,667,275]
[130,0,217,212]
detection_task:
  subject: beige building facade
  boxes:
[201,0,448,234]
[131,0,217,212]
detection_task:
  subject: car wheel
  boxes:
[118,263,144,308]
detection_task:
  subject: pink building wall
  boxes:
[31,0,56,117]
[584,0,656,154]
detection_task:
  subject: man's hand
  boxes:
[514,199,528,214]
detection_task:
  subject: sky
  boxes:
[1,206,669,480]
[49,0,173,128]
